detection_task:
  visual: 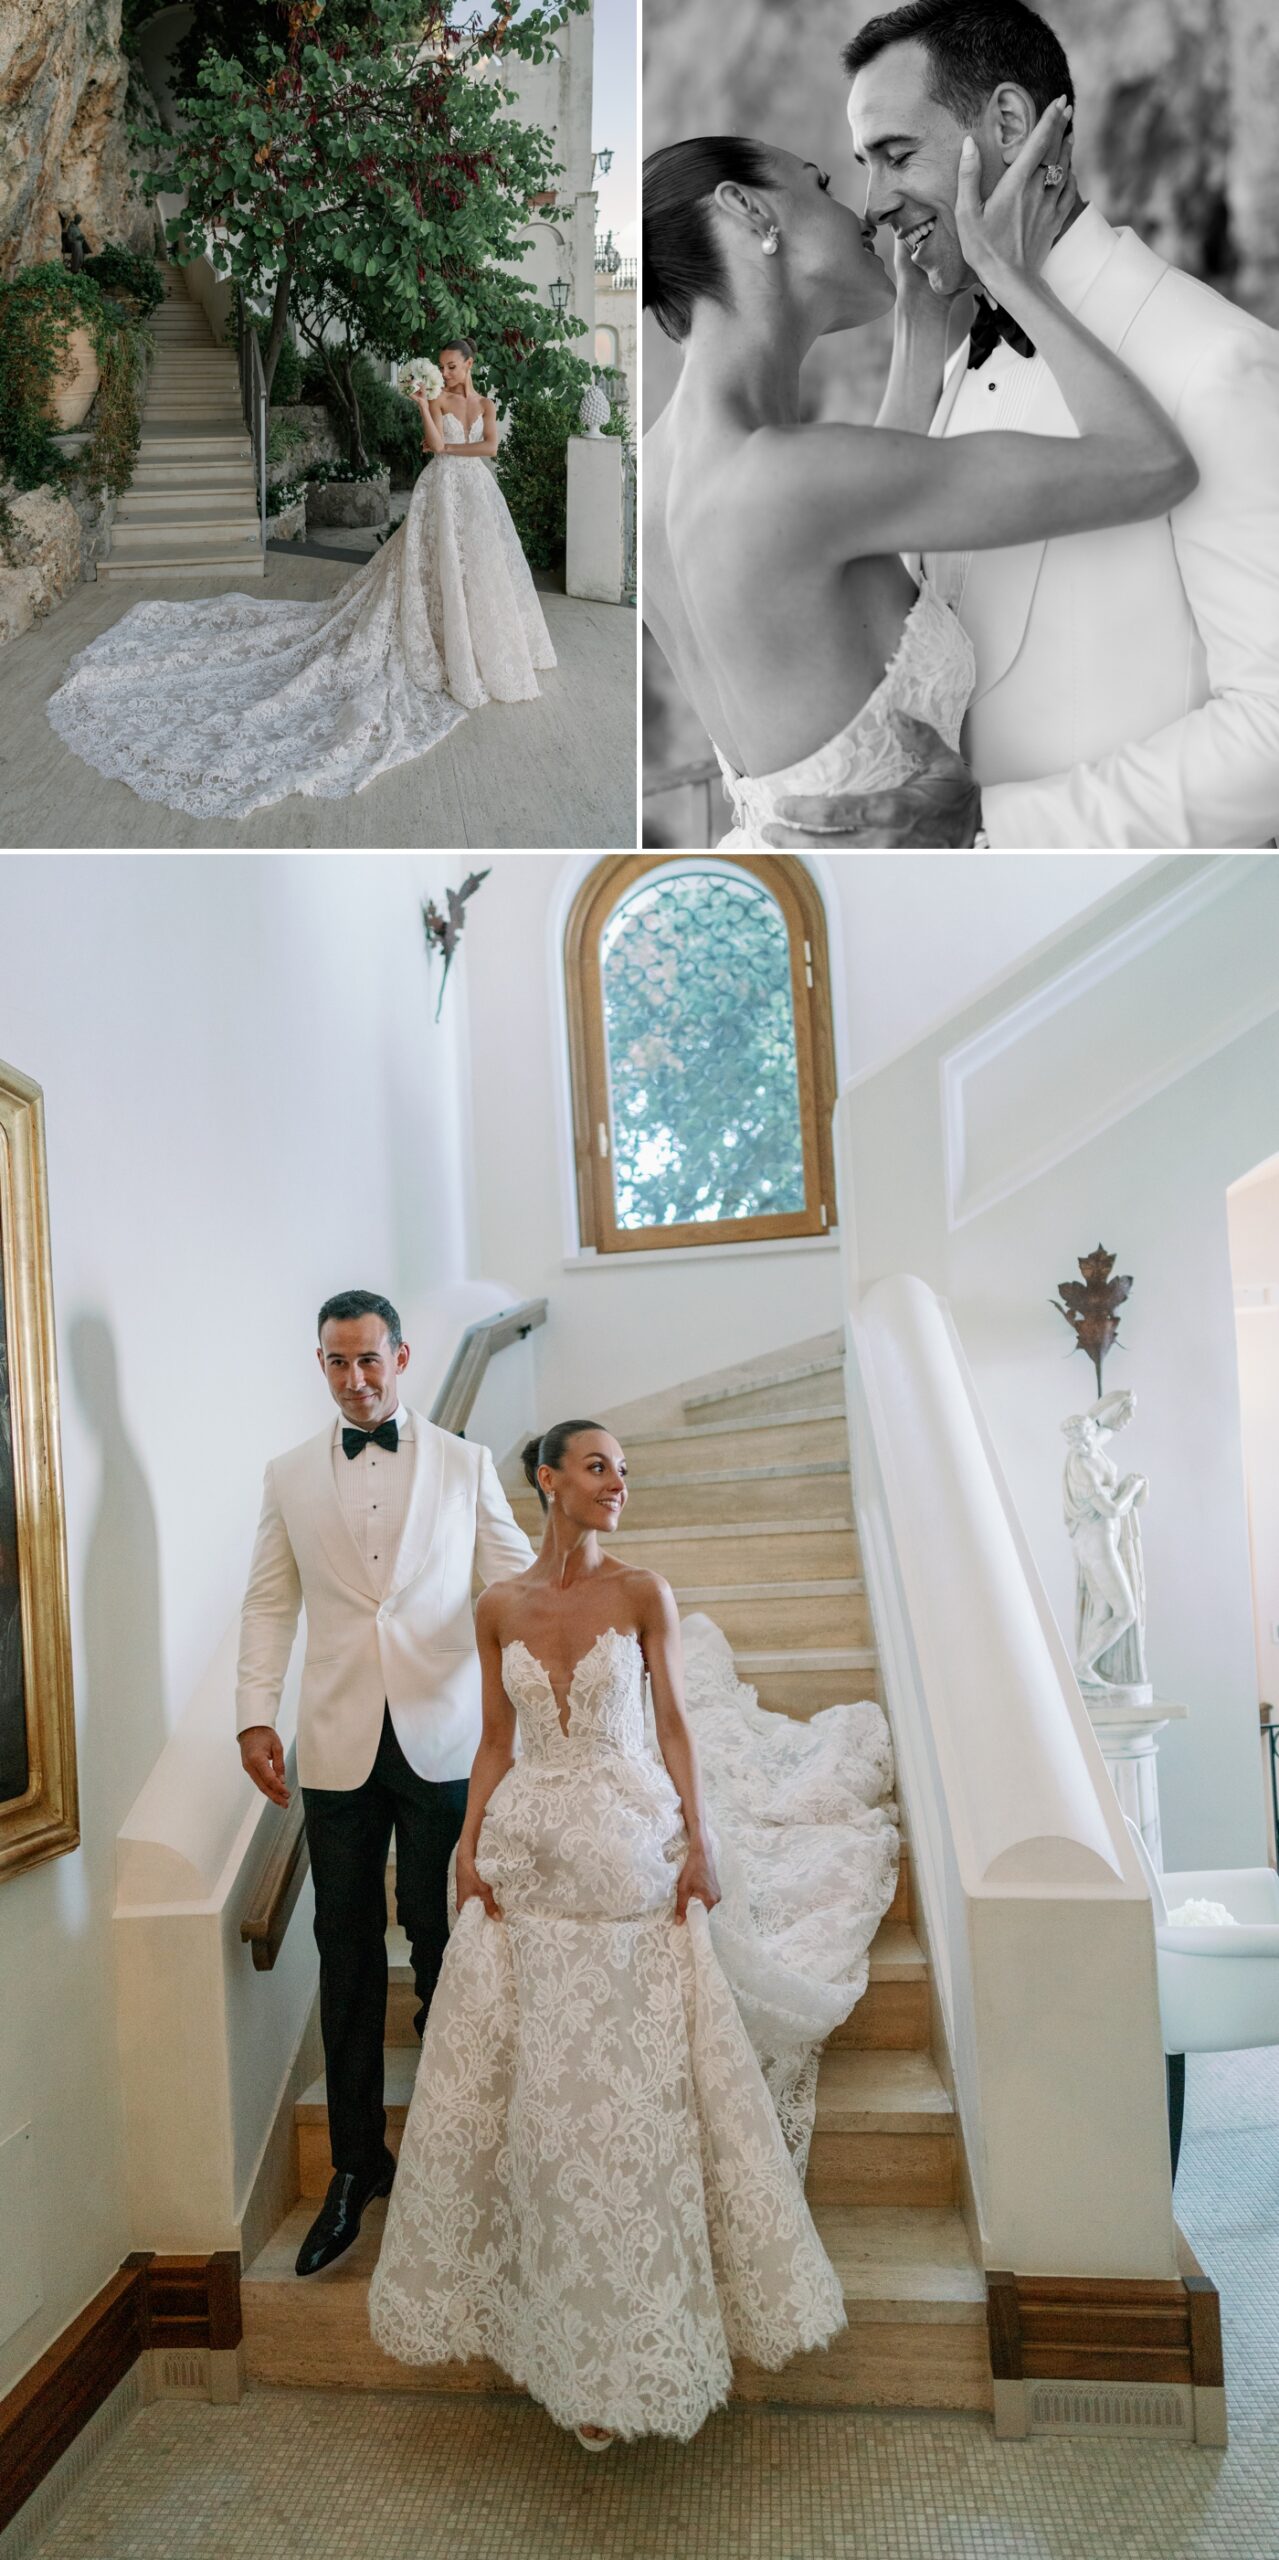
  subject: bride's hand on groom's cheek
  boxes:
[762,713,981,849]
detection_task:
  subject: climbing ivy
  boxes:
[0,264,151,501]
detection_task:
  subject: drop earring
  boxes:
[761,226,780,256]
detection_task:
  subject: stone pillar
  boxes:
[1086,1701,1188,1868]
[566,434,624,604]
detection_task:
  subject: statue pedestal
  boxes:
[1085,1699,1187,1869]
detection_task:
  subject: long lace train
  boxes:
[44,413,555,820]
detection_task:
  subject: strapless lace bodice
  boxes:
[715,582,975,850]
[440,410,486,444]
[501,1627,645,1764]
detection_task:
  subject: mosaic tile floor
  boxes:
[25,2049,1279,2560]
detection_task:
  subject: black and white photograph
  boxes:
[642,0,1279,850]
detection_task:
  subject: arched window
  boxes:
[565,856,837,1254]
[593,323,619,369]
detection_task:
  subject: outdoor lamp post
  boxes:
[549,277,570,318]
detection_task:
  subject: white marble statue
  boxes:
[1061,1390,1152,1704]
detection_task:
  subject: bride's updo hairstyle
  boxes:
[440,337,476,364]
[521,1420,608,1511]
[643,136,776,342]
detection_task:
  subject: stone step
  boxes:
[511,1460,852,1533]
[683,1353,846,1427]
[240,2196,990,2411]
[129,463,257,492]
[138,433,254,459]
[735,1649,879,1716]
[607,1408,849,1477]
[109,521,262,557]
[602,1518,862,1585]
[96,553,267,581]
[676,1581,873,1651]
[117,489,260,521]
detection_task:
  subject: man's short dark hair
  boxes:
[843,0,1073,120]
[317,1290,403,1348]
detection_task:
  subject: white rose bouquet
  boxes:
[399,357,443,401]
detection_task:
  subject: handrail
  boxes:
[235,289,268,558]
[239,1295,547,1968]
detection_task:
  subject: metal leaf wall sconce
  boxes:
[1052,1244,1132,1395]
[421,867,491,1022]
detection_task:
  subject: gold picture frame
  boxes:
[0,1058,77,1878]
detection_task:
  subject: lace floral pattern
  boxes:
[44,414,556,821]
[369,1623,898,2440]
[715,583,975,851]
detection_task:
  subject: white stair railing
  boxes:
[846,1269,1179,2280]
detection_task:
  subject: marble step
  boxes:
[683,1353,846,1428]
[294,2040,951,2208]
[607,1409,849,1477]
[735,1648,879,1714]
[511,1460,852,1533]
[240,2194,990,2410]
[109,519,261,556]
[674,1579,872,1651]
[138,432,254,460]
[96,552,266,581]
[129,463,257,492]
[117,489,260,521]
[601,1517,862,1584]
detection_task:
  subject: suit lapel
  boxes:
[958,225,1168,702]
[388,1408,448,1596]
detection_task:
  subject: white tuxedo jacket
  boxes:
[925,205,1279,847]
[234,1410,534,1788]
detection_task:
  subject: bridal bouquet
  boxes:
[399,357,443,401]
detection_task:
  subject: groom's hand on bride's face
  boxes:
[762,713,981,849]
[240,1726,291,1809]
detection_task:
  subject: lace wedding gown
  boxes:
[44,413,555,820]
[368,1620,898,2441]
[715,583,975,849]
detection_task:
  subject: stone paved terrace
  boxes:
[0,556,635,851]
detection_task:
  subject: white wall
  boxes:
[0,853,472,2394]
[838,856,1279,1874]
[1229,1159,1279,1726]
[462,854,1153,1427]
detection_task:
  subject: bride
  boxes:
[44,338,555,822]
[642,105,1197,850]
[368,1420,899,2446]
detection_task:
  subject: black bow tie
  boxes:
[342,1419,400,1460]
[966,296,1037,370]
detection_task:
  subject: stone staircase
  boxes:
[241,1333,992,2415]
[99,265,263,582]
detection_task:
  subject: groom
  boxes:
[766,0,1279,848]
[235,1289,533,2274]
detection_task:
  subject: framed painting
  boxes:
[0,1058,77,1879]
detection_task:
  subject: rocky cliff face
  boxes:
[0,0,149,278]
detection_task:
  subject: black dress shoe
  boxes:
[294,2154,396,2276]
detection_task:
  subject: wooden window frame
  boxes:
[564,855,838,1256]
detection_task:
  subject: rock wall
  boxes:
[0,488,82,650]
[0,0,148,278]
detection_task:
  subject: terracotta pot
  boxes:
[48,327,100,430]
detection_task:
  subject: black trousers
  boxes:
[302,1706,469,2178]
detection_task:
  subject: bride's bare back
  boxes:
[644,404,917,781]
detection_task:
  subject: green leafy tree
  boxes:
[600,875,807,1231]
[143,0,592,425]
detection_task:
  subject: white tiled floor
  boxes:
[24,2048,1279,2559]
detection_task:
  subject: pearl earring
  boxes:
[761,226,780,256]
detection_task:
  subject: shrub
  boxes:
[0,263,150,500]
[299,349,421,480]
[495,387,577,568]
[81,246,165,318]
